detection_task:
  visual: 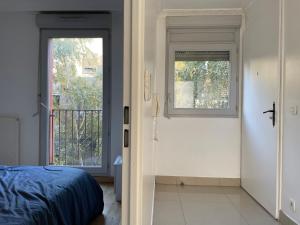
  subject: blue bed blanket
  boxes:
[0,166,104,225]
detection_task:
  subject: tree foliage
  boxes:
[50,38,103,166]
[52,38,103,110]
[175,60,231,109]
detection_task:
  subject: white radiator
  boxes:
[0,117,20,165]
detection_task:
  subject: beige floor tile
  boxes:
[228,197,280,225]
[178,185,226,194]
[153,200,186,225]
[239,208,280,225]
[182,201,248,225]
[155,184,180,202]
[180,191,229,204]
[156,184,179,193]
[226,190,281,225]
[153,185,281,225]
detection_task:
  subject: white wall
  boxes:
[142,1,161,224]
[0,1,123,176]
[0,12,40,165]
[281,0,300,223]
[110,10,124,175]
[156,118,241,178]
[162,0,243,9]
[154,15,242,179]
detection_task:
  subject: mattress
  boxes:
[0,166,104,225]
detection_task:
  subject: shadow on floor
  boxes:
[90,183,121,225]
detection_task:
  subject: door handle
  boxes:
[263,102,275,127]
[263,110,274,114]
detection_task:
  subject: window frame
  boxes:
[39,29,111,176]
[166,43,239,118]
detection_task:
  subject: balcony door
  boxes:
[40,29,110,175]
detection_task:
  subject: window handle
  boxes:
[33,102,50,117]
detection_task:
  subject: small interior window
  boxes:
[166,28,239,118]
[174,51,231,110]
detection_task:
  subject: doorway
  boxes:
[40,29,110,175]
[36,12,125,225]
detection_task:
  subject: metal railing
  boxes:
[50,109,103,167]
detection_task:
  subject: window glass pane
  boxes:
[48,38,104,167]
[174,51,231,110]
[50,38,103,111]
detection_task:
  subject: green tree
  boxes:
[50,38,103,166]
[175,60,231,109]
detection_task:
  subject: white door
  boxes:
[242,0,281,218]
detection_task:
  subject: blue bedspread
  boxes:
[0,166,104,225]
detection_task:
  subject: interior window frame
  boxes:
[166,42,239,118]
[39,29,111,175]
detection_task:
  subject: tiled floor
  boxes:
[153,184,282,225]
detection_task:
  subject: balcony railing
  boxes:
[50,109,103,167]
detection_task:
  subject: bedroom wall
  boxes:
[0,12,40,165]
[281,0,300,223]
[0,1,123,176]
[154,14,242,179]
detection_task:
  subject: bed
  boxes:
[0,166,104,225]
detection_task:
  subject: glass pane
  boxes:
[48,38,104,167]
[174,51,231,110]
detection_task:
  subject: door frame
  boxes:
[122,0,146,224]
[121,0,132,224]
[38,29,111,176]
[127,6,249,225]
[127,3,285,224]
[277,0,285,218]
[127,0,145,224]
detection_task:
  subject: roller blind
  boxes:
[175,51,230,61]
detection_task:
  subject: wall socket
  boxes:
[290,199,296,212]
[289,106,298,115]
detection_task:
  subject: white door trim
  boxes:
[160,8,244,17]
[277,0,285,218]
[128,0,145,224]
[122,0,132,225]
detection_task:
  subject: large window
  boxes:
[166,30,239,117]
[38,14,111,175]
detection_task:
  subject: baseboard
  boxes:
[150,180,156,225]
[94,176,114,184]
[279,210,298,225]
[155,176,240,187]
